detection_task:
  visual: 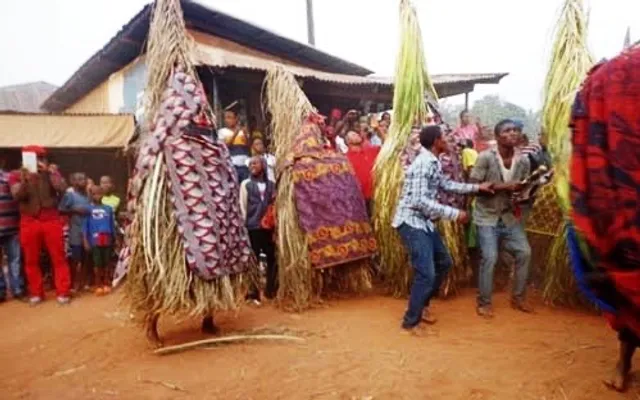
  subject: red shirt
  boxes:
[346,145,380,200]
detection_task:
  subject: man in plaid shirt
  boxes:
[393,125,493,335]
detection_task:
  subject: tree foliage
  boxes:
[439,95,541,139]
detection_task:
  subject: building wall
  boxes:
[65,79,111,113]
[63,57,146,114]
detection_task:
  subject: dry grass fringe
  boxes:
[263,66,372,310]
[541,223,593,309]
[263,67,315,310]
[124,162,250,321]
[373,0,437,296]
[144,0,213,126]
[123,0,248,322]
[540,0,592,305]
[438,220,470,297]
[542,0,592,214]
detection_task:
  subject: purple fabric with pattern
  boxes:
[289,119,377,269]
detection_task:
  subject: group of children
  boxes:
[59,174,121,296]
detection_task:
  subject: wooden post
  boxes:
[363,100,371,114]
[212,74,222,129]
[306,0,316,46]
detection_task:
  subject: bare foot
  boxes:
[145,314,163,348]
[603,363,629,392]
[201,316,220,335]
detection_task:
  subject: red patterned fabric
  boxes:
[570,46,640,337]
[289,115,377,269]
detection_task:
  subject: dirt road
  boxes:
[0,290,636,399]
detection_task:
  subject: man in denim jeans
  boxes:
[0,162,24,301]
[393,125,493,335]
[470,119,533,318]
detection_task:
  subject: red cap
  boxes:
[22,145,46,156]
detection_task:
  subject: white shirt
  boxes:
[497,152,517,182]
[257,182,267,200]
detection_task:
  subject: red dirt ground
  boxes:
[0,290,637,400]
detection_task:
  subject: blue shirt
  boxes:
[392,148,478,232]
[82,204,115,247]
[59,190,90,246]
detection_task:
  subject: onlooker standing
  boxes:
[515,126,552,224]
[438,128,466,209]
[9,146,70,305]
[371,119,388,146]
[358,115,372,146]
[334,110,358,153]
[239,156,277,303]
[518,128,552,172]
[324,108,348,153]
[327,108,342,133]
[99,175,122,279]
[460,138,480,283]
[83,186,116,296]
[461,139,478,179]
[248,138,276,182]
[470,119,533,318]
[453,110,480,147]
[0,159,24,301]
[99,175,120,213]
[218,104,251,182]
[247,115,264,142]
[345,130,380,218]
[59,173,90,292]
[401,127,423,170]
[86,178,96,194]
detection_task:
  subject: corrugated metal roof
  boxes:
[194,43,508,88]
[41,0,373,112]
[0,82,57,112]
[367,73,510,86]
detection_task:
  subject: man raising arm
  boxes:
[392,125,492,335]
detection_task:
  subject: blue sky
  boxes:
[1,0,638,110]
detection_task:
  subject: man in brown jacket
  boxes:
[9,145,71,305]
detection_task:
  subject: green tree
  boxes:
[439,95,541,139]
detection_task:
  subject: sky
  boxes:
[1,0,639,111]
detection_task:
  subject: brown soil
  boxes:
[1,290,637,400]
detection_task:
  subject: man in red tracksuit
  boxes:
[9,145,71,306]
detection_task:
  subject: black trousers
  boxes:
[247,229,278,300]
[619,328,640,347]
